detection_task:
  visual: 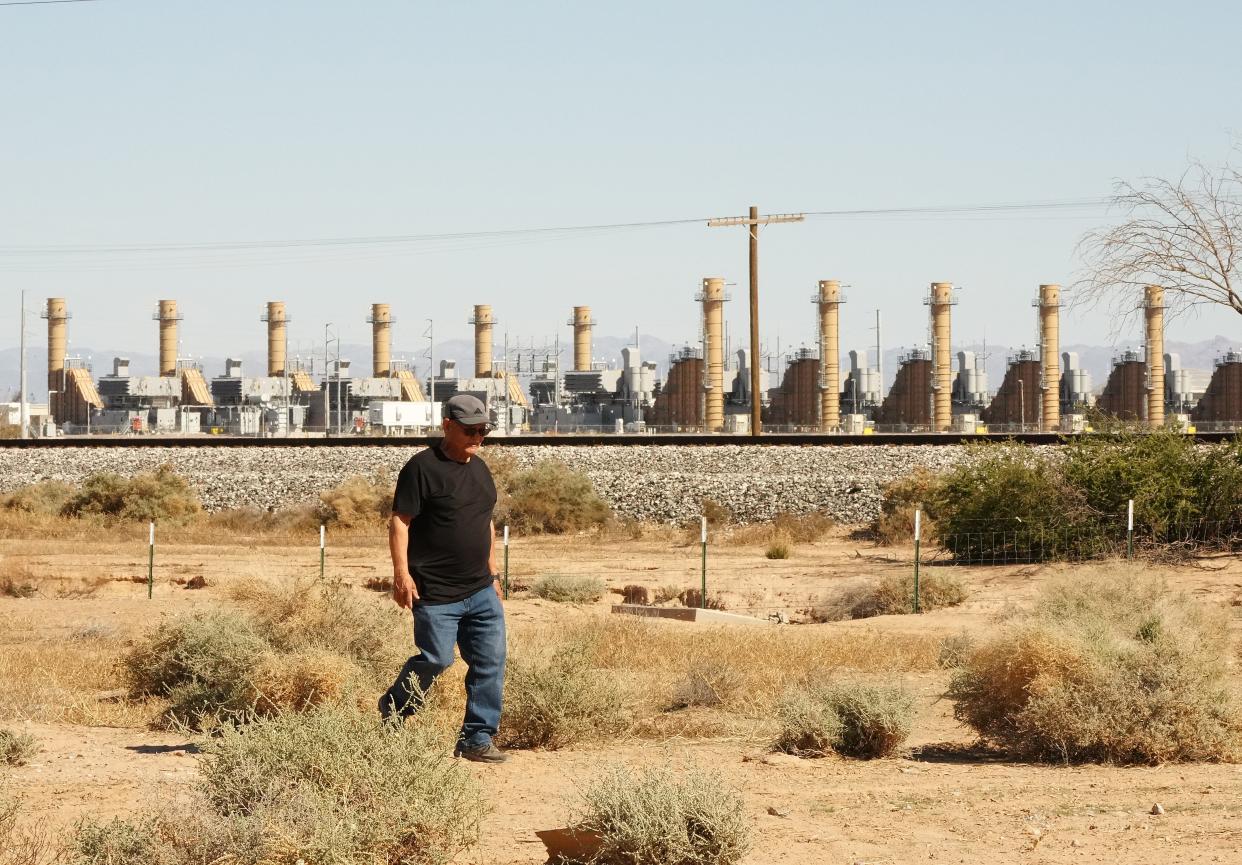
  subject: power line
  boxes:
[0,0,102,6]
[0,197,1110,258]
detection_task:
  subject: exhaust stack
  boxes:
[700,277,726,432]
[1145,285,1165,427]
[470,304,494,377]
[571,306,593,371]
[369,303,392,377]
[1037,284,1061,431]
[155,299,181,377]
[930,282,954,431]
[262,301,288,377]
[45,297,68,421]
[816,280,843,431]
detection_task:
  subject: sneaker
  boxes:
[454,741,509,763]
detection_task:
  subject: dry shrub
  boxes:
[0,730,38,767]
[872,467,942,545]
[668,666,744,710]
[0,480,74,516]
[573,764,751,865]
[247,649,355,715]
[774,681,913,758]
[364,575,393,593]
[678,588,726,610]
[227,578,405,676]
[203,505,320,537]
[936,632,975,669]
[74,705,484,865]
[654,584,680,604]
[949,572,1242,763]
[63,465,201,523]
[532,574,606,604]
[1,779,56,865]
[619,584,650,605]
[320,473,393,528]
[503,460,610,534]
[500,639,629,750]
[815,571,967,620]
[120,611,271,730]
[0,560,37,599]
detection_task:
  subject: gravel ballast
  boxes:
[0,444,1022,525]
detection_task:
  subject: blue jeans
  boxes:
[381,584,506,749]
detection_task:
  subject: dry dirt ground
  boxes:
[3,528,1242,864]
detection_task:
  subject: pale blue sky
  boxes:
[3,0,1241,372]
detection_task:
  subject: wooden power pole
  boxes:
[707,206,804,436]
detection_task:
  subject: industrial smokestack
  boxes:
[701,277,726,432]
[572,306,593,371]
[264,301,288,377]
[470,304,494,377]
[1038,284,1061,431]
[45,297,67,422]
[1145,284,1165,428]
[369,303,392,377]
[816,280,842,431]
[156,299,180,377]
[930,282,954,431]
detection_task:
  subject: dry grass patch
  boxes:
[774,680,913,758]
[571,764,751,865]
[949,571,1242,763]
[501,460,611,534]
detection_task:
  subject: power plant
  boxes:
[16,280,1242,437]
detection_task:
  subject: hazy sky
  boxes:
[3,0,1241,368]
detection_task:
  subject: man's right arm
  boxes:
[389,512,418,609]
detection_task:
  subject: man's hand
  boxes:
[393,573,419,609]
[492,578,503,600]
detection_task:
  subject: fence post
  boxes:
[319,524,326,579]
[502,524,510,599]
[1126,499,1134,559]
[912,509,922,613]
[147,521,155,599]
[700,515,707,609]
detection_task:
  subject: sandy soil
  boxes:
[3,529,1241,863]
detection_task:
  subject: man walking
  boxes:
[380,393,508,763]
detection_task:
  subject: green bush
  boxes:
[503,460,610,534]
[774,681,914,758]
[500,640,628,749]
[72,706,484,865]
[63,465,201,523]
[532,574,606,604]
[948,573,1242,763]
[572,765,751,865]
[872,468,943,545]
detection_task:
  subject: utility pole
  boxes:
[18,291,28,439]
[707,206,804,436]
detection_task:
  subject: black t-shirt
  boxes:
[391,445,497,604]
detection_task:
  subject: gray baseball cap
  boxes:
[444,394,491,427]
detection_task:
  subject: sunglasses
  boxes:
[453,419,492,437]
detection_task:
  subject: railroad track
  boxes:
[3,431,1236,448]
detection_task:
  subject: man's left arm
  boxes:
[489,520,502,598]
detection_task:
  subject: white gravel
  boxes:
[0,443,1037,525]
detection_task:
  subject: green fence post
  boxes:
[319,524,326,580]
[1126,499,1134,559]
[700,515,707,609]
[502,524,510,600]
[912,508,922,613]
[147,521,155,599]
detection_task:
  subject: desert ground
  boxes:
[3,526,1241,864]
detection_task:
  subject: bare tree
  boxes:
[1076,158,1242,327]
